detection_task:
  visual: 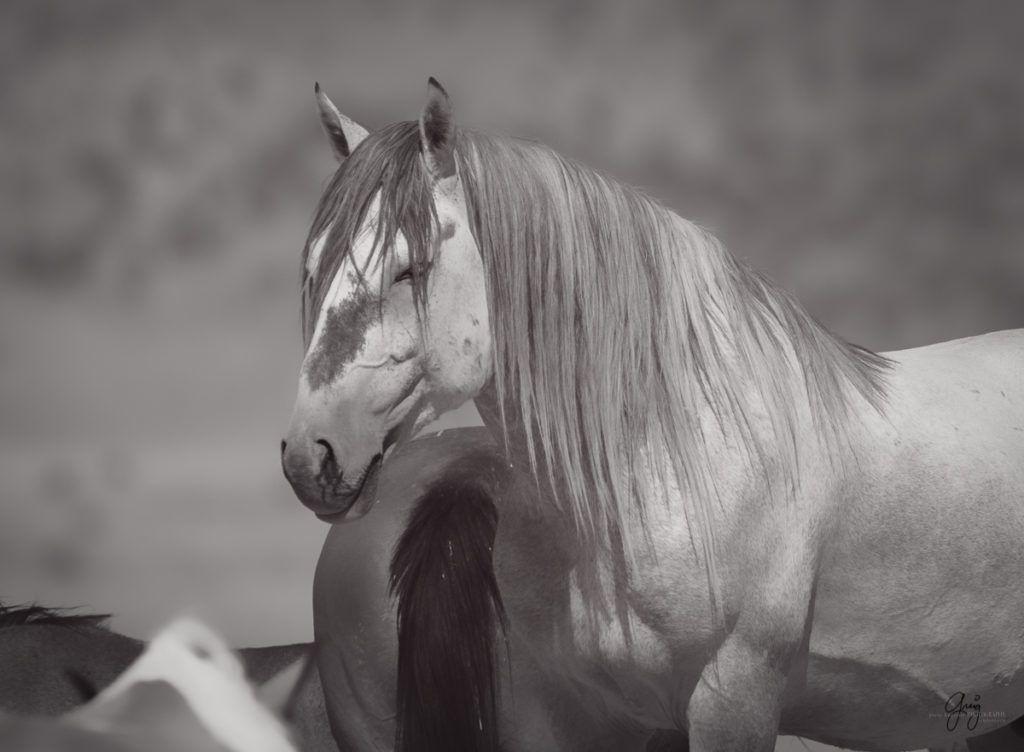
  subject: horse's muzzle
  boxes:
[280,436,365,519]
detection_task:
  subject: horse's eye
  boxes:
[393,261,431,284]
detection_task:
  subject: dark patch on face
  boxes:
[305,285,377,390]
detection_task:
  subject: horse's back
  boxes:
[882,327,1024,486]
[0,624,140,717]
[886,327,1024,397]
[887,327,1024,395]
[791,328,1024,749]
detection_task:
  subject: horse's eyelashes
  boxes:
[393,261,432,284]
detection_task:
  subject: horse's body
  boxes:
[781,331,1024,749]
[0,605,335,752]
[495,327,1024,751]
[284,80,1024,751]
[315,429,525,752]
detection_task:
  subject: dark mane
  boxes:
[0,603,110,629]
[389,446,513,752]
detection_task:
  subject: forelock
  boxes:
[301,121,438,349]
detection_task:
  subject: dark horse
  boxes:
[314,426,689,752]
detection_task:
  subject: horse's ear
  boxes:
[419,77,456,179]
[315,82,368,162]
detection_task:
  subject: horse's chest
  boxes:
[546,542,720,725]
[563,570,673,673]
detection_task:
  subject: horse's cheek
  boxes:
[471,318,493,386]
[452,311,490,389]
[379,316,417,363]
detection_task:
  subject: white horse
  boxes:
[282,78,1024,751]
[0,617,304,752]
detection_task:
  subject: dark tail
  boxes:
[389,448,512,752]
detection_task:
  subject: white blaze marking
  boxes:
[306,193,393,356]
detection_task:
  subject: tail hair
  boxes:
[389,448,513,752]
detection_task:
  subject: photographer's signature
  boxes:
[944,691,981,732]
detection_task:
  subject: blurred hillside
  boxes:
[0,3,1022,749]
[3,1,1023,339]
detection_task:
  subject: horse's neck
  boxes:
[472,332,818,492]
[473,383,584,557]
[473,384,533,481]
[473,385,574,508]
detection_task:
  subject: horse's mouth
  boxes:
[382,420,405,460]
[314,395,425,523]
[315,452,383,523]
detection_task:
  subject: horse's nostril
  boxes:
[314,438,341,479]
[280,439,287,457]
[314,438,335,461]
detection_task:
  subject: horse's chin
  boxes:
[316,396,442,524]
[314,452,384,523]
[318,405,429,524]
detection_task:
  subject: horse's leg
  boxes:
[686,631,792,751]
[685,528,815,751]
[966,714,1024,751]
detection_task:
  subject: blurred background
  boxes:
[1,2,1022,749]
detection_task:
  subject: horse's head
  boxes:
[282,79,490,521]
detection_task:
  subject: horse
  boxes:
[281,78,1024,751]
[0,604,336,751]
[0,616,304,751]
